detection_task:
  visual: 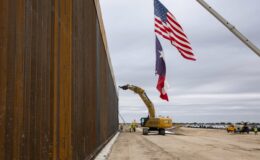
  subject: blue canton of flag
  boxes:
[155,36,166,76]
[154,0,169,23]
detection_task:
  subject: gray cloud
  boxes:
[100,0,260,122]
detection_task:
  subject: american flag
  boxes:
[154,0,196,61]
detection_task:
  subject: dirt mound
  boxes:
[167,126,187,135]
[167,127,224,136]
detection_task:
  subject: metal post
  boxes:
[197,0,260,57]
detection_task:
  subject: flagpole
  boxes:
[197,0,260,57]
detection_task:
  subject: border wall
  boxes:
[0,0,119,159]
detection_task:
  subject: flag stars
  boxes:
[159,50,165,60]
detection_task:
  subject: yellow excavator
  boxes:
[119,84,173,135]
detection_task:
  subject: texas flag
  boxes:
[155,36,169,101]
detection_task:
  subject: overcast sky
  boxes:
[100,0,260,123]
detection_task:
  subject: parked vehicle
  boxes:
[226,124,236,133]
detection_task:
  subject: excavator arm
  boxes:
[119,84,155,118]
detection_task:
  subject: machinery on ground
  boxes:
[119,84,173,135]
[226,124,236,133]
[226,123,250,134]
[239,122,250,134]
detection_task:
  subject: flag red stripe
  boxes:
[167,14,183,30]
[171,41,195,57]
[156,75,169,101]
[157,30,195,58]
[169,35,192,50]
[156,25,195,57]
[167,25,190,44]
[170,37,193,53]
[168,20,188,39]
[155,18,163,25]
[156,19,191,50]
[155,30,171,41]
[167,21,196,59]
[155,18,171,36]
[156,17,193,51]
[175,44,194,56]
[180,52,196,61]
[168,32,192,50]
[177,47,196,60]
[155,23,168,34]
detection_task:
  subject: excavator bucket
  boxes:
[119,85,129,90]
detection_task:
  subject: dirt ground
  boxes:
[108,128,260,160]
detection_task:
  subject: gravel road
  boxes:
[108,128,260,160]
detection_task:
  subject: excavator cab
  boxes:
[140,117,149,127]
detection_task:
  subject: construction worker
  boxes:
[131,120,137,132]
[119,124,123,132]
[254,126,258,135]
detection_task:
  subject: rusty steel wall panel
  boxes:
[0,0,118,159]
[0,1,7,159]
[71,1,118,159]
[72,0,98,159]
